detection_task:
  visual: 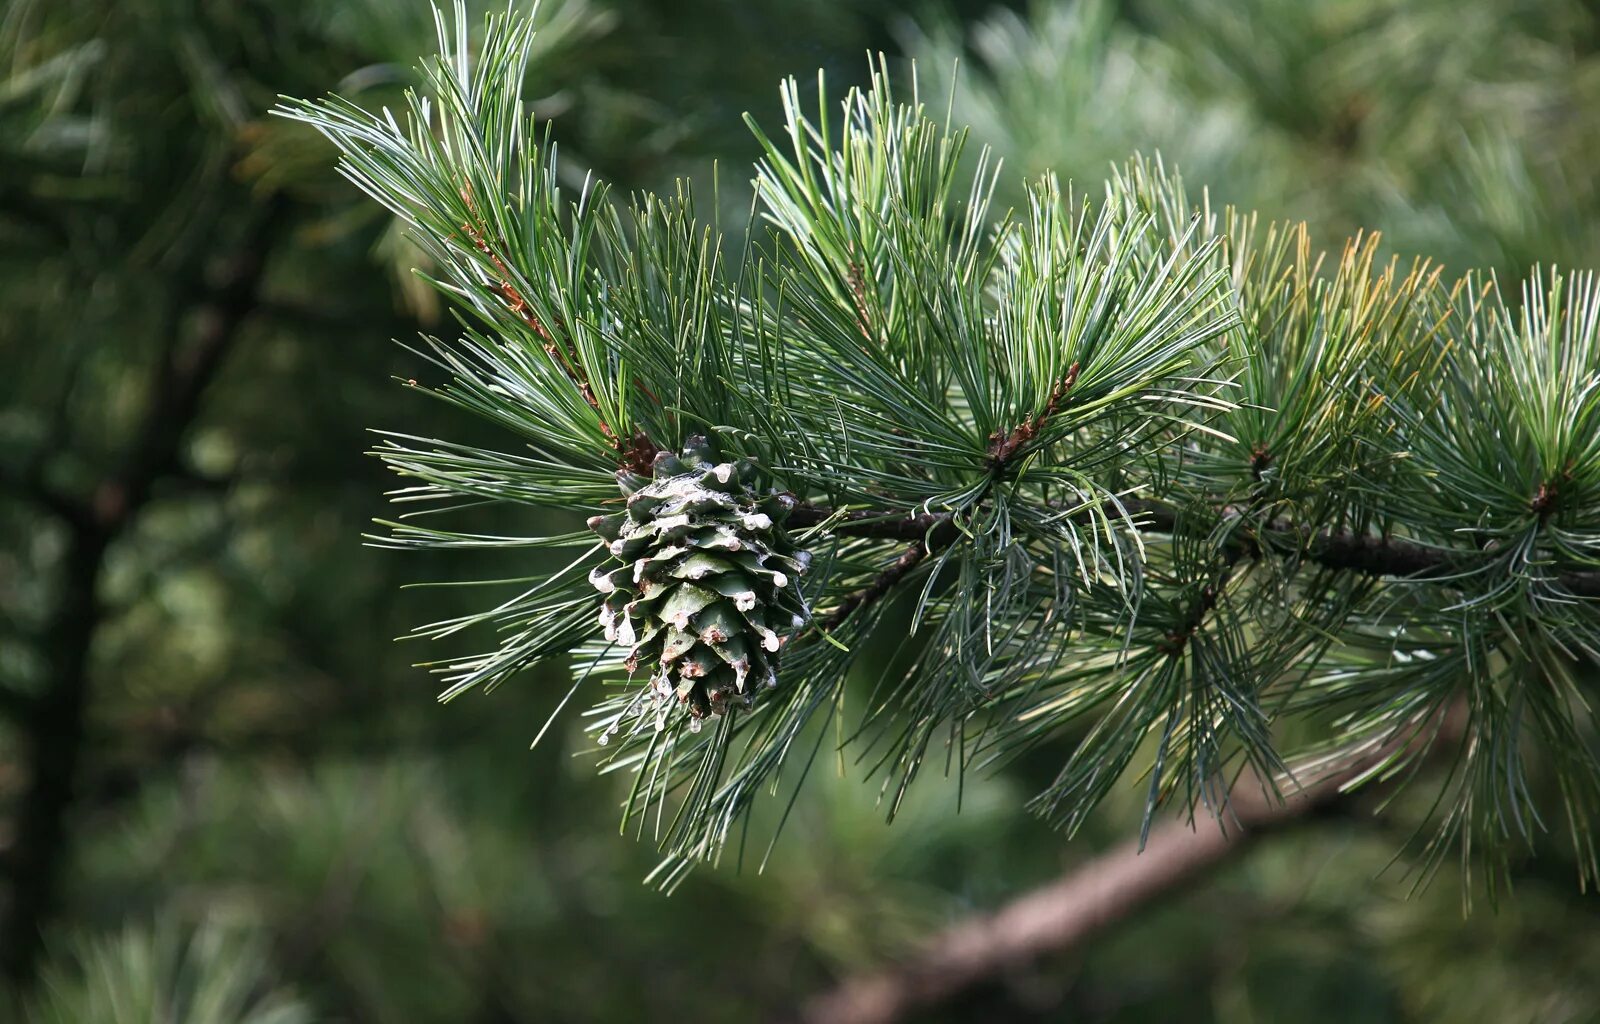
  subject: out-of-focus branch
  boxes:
[0,200,284,986]
[0,461,92,534]
[795,713,1463,1024]
[0,684,39,725]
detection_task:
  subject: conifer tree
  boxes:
[281,2,1600,892]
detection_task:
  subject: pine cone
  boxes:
[587,437,810,720]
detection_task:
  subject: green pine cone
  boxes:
[587,436,810,720]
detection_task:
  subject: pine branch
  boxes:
[792,499,1600,597]
[283,7,1600,880]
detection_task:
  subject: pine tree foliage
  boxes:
[906,0,1600,279]
[22,918,309,1024]
[280,3,1600,886]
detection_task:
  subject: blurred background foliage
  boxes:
[2,0,1598,1020]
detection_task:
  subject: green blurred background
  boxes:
[3,0,1599,1020]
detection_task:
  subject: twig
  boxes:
[986,362,1080,467]
[789,499,1600,598]
[817,542,931,632]
[458,217,592,401]
[788,505,965,545]
[847,260,874,342]
[456,198,661,475]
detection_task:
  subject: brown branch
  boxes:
[795,714,1462,1024]
[1154,568,1232,658]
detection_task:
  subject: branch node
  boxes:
[986,362,1080,468]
